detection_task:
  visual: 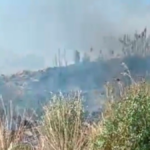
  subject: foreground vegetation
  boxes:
[94,82,150,150]
[0,81,150,150]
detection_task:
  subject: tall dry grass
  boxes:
[0,96,38,150]
[38,92,93,150]
[1,79,150,150]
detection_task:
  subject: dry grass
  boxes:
[119,28,148,57]
[38,92,93,150]
[0,92,96,150]
[0,97,38,150]
[1,82,150,150]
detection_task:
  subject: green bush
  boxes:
[94,82,150,150]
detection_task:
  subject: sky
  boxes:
[0,0,150,74]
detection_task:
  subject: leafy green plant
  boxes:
[94,82,150,150]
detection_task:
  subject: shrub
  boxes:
[40,92,92,150]
[94,82,150,150]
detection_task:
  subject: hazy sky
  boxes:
[0,0,150,74]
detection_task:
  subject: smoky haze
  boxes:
[51,0,150,49]
[0,0,150,74]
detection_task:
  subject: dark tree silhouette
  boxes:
[74,50,80,64]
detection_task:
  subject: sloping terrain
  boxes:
[0,55,149,114]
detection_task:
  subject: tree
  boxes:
[74,50,80,64]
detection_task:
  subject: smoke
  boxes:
[44,0,150,52]
[0,0,150,73]
[31,0,150,63]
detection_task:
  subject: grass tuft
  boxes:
[39,92,92,150]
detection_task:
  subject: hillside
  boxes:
[0,55,149,114]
